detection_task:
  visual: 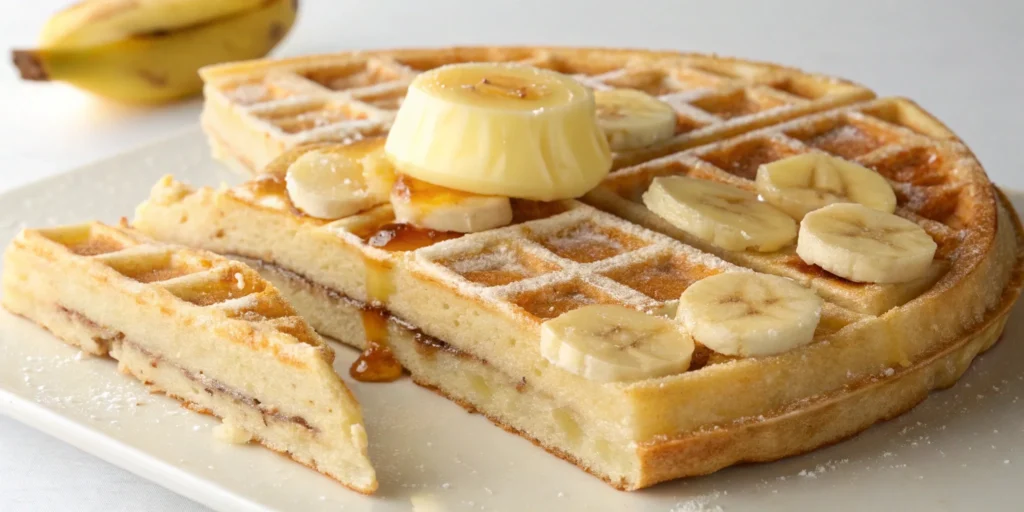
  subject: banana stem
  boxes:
[12,50,49,81]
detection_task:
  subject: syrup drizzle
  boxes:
[348,223,458,382]
[364,223,461,252]
[350,255,402,382]
[345,200,567,381]
[351,306,403,382]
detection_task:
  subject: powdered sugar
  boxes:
[447,244,523,275]
[226,83,271,105]
[669,491,724,512]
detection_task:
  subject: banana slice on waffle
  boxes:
[756,153,897,219]
[390,174,513,233]
[384,62,611,200]
[285,148,394,219]
[797,203,938,283]
[540,304,694,382]
[677,272,822,357]
[594,89,677,151]
[642,175,797,252]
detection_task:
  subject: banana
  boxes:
[285,150,391,220]
[796,203,938,283]
[539,304,694,382]
[360,146,399,199]
[12,0,297,104]
[384,62,612,201]
[390,175,513,233]
[642,176,797,252]
[39,0,270,47]
[756,152,897,219]
[594,89,677,151]
[677,272,822,357]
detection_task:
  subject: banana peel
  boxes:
[12,0,298,104]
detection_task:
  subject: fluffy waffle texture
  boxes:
[196,46,874,175]
[0,223,377,494]
[130,47,1023,490]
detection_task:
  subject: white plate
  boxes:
[1,127,1022,512]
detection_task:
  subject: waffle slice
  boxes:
[0,222,377,494]
[197,46,874,176]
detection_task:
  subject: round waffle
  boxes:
[133,46,1024,490]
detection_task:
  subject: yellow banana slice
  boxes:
[756,153,897,219]
[796,203,938,283]
[285,150,390,220]
[642,176,798,252]
[594,89,677,151]
[677,272,822,357]
[390,175,513,233]
[384,63,612,201]
[360,144,399,198]
[540,304,694,382]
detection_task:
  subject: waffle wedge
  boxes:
[196,46,874,176]
[0,222,377,494]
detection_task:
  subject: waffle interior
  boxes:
[0,222,377,493]
[124,46,1023,491]
[197,46,874,175]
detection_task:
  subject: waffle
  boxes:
[132,87,1024,491]
[196,46,874,176]
[0,222,377,494]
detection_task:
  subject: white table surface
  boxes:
[0,1,1021,510]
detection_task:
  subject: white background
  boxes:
[0,1,1021,510]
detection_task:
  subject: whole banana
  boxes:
[12,0,298,104]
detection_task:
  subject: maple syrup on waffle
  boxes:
[351,305,403,382]
[348,219,458,382]
[363,222,461,251]
[350,255,403,382]
[244,174,287,196]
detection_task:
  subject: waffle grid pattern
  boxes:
[204,48,872,166]
[334,203,856,351]
[34,223,323,349]
[198,95,983,372]
[591,97,987,314]
[190,53,998,378]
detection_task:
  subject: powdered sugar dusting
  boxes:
[670,491,724,512]
[226,83,271,105]
[448,245,523,275]
[20,351,167,425]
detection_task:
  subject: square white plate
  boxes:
[1,127,1022,511]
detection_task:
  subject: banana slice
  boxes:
[796,203,937,283]
[285,150,390,219]
[756,153,897,219]
[594,89,676,151]
[677,272,822,357]
[361,145,399,198]
[642,176,797,252]
[540,304,694,382]
[390,174,513,233]
[384,62,612,201]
